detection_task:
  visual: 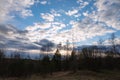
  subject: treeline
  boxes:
[0,46,120,77]
[0,33,120,77]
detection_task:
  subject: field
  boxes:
[0,70,120,80]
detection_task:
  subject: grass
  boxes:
[0,70,120,80]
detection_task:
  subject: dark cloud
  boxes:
[35,39,55,51]
[18,30,28,34]
[0,24,40,50]
[0,24,17,34]
[5,39,40,50]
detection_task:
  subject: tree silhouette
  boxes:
[109,33,117,56]
[70,49,77,72]
[41,55,51,75]
[52,48,61,71]
[0,49,5,61]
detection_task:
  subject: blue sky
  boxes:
[0,0,120,53]
[10,0,95,29]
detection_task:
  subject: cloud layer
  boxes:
[0,0,35,23]
[91,0,120,30]
[24,0,119,46]
[0,0,120,54]
[0,24,41,50]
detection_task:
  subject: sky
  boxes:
[0,0,120,54]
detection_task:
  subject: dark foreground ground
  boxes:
[0,70,120,80]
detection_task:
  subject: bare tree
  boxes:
[109,33,116,56]
[97,38,104,57]
[13,49,21,59]
[52,48,61,71]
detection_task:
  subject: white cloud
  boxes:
[65,1,88,17]
[25,21,66,43]
[21,9,33,18]
[74,13,81,17]
[40,1,47,5]
[90,0,120,30]
[49,22,66,33]
[26,22,51,31]
[41,13,54,22]
[78,1,89,9]
[0,0,35,23]
[40,10,61,22]
[53,18,115,45]
[77,0,83,3]
[25,21,66,42]
[83,11,89,16]
[78,18,115,36]
[50,9,61,17]
[26,15,115,45]
[29,19,114,46]
[65,9,78,16]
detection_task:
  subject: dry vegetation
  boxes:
[0,70,120,80]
